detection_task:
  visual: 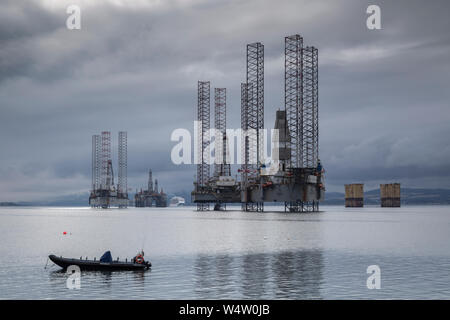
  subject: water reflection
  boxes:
[241,253,271,298]
[215,255,234,297]
[193,255,217,298]
[47,269,148,294]
[194,249,324,299]
[272,250,323,299]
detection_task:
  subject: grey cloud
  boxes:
[1,0,450,200]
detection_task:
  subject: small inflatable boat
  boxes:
[49,250,151,271]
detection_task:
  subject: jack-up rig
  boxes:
[89,131,129,208]
[191,34,325,212]
[134,169,168,207]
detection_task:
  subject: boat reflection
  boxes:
[48,268,148,292]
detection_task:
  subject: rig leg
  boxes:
[285,201,319,213]
[242,202,264,212]
[213,203,226,211]
[197,203,209,211]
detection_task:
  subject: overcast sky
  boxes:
[1,0,449,201]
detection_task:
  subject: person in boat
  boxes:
[132,250,146,264]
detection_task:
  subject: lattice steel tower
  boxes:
[240,82,249,187]
[101,131,112,189]
[302,46,319,168]
[118,131,127,196]
[285,36,319,169]
[246,42,264,169]
[92,134,101,191]
[284,35,320,212]
[196,81,211,211]
[214,88,230,177]
[285,35,303,168]
[242,42,264,212]
[305,44,319,213]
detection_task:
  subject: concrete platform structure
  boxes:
[345,184,364,207]
[380,183,401,207]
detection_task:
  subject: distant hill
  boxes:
[2,188,450,207]
[0,202,20,206]
[322,188,450,205]
[2,190,193,207]
[8,193,90,207]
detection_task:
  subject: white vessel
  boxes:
[169,196,185,207]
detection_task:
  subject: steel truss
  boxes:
[285,35,320,212]
[285,35,303,168]
[246,42,264,171]
[214,88,230,177]
[240,82,249,193]
[197,81,211,211]
[241,42,264,212]
[118,131,127,203]
[243,201,264,212]
[302,46,319,169]
[92,135,101,191]
[284,201,319,213]
[101,131,111,189]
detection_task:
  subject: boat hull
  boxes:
[49,255,151,271]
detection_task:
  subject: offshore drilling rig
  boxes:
[134,169,168,207]
[89,131,129,208]
[191,34,324,212]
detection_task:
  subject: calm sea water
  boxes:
[0,205,449,299]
